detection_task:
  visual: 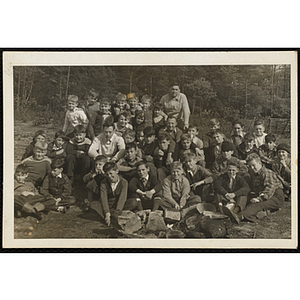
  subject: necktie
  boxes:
[229,177,234,190]
[141,177,147,186]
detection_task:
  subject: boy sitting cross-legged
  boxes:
[40,158,76,212]
[161,162,201,210]
[91,162,139,226]
[21,141,51,189]
[65,125,92,184]
[128,161,162,211]
[230,153,284,224]
[214,162,250,220]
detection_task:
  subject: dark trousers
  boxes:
[215,193,247,212]
[65,154,92,178]
[160,195,201,210]
[242,188,284,222]
[128,196,162,211]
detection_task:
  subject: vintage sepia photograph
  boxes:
[3,51,298,249]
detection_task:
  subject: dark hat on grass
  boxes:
[221,141,235,152]
[277,143,290,154]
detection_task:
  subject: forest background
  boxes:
[13,65,291,137]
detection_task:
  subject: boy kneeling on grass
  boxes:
[226,153,284,224]
[90,162,139,226]
[40,158,76,213]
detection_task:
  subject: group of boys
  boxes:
[15,89,291,228]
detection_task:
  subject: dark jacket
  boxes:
[236,142,259,160]
[47,141,68,159]
[66,138,91,157]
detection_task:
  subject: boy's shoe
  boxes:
[35,212,44,221]
[222,206,241,224]
[256,210,271,219]
[57,206,67,213]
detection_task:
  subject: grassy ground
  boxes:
[13,120,292,240]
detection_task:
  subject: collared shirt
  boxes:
[62,107,88,133]
[56,173,62,178]
[140,174,149,185]
[160,92,190,125]
[254,132,267,148]
[110,178,120,194]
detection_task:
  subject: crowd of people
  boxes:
[14,85,291,228]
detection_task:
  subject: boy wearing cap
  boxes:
[62,95,88,136]
[40,158,76,212]
[65,125,92,183]
[128,161,162,211]
[230,153,284,224]
[161,162,201,210]
[211,141,248,177]
[22,141,51,188]
[214,162,250,218]
[271,143,291,199]
[22,130,47,161]
[47,130,69,159]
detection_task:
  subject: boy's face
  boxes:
[184,157,197,171]
[100,103,111,114]
[181,139,191,150]
[158,139,170,151]
[245,139,254,149]
[167,118,177,131]
[137,131,144,143]
[118,115,129,128]
[188,128,198,138]
[233,124,243,135]
[248,159,262,173]
[75,132,86,143]
[145,134,155,145]
[95,160,106,173]
[104,126,114,140]
[51,167,63,177]
[126,147,137,161]
[171,86,180,98]
[36,135,46,143]
[137,164,149,179]
[278,150,288,161]
[142,100,151,111]
[136,114,144,125]
[15,172,28,183]
[222,150,234,160]
[254,125,265,136]
[117,100,127,110]
[267,141,276,150]
[87,95,97,105]
[213,133,224,145]
[105,169,119,183]
[210,124,220,131]
[123,134,135,144]
[55,137,65,147]
[171,168,183,180]
[129,98,138,108]
[227,165,237,178]
[68,101,77,111]
[154,108,162,117]
[33,148,47,160]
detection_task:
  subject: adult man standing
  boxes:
[160,84,191,130]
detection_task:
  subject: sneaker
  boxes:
[223,206,241,224]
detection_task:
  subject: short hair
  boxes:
[227,161,238,168]
[126,142,137,150]
[141,94,152,103]
[33,130,46,142]
[246,153,261,164]
[103,162,118,174]
[135,161,149,169]
[127,93,139,100]
[232,120,244,128]
[143,126,156,137]
[170,161,183,172]
[15,164,29,174]
[116,92,127,102]
[188,125,199,132]
[183,152,197,161]
[211,129,222,136]
[265,133,276,143]
[153,102,163,110]
[135,110,145,120]
[181,133,192,142]
[73,125,86,134]
[254,119,264,126]
[88,88,99,98]
[103,117,115,129]
[209,118,220,127]
[167,116,177,122]
[95,155,108,163]
[68,95,79,103]
[171,84,181,89]
[118,111,130,120]
[123,129,136,138]
[51,158,65,169]
[34,141,48,150]
[157,131,170,142]
[100,98,111,105]
[55,130,68,140]
[244,133,255,142]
